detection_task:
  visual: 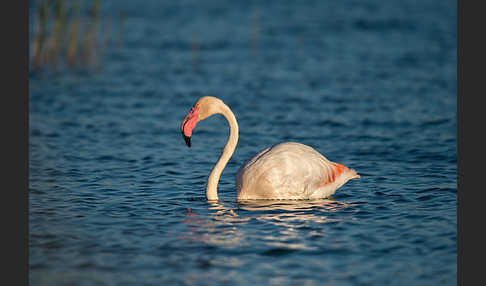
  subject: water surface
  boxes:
[29,0,456,285]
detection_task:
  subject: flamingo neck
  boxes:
[206,103,239,201]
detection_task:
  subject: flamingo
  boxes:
[180,96,360,201]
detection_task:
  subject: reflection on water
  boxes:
[180,204,247,247]
[180,199,353,250]
[236,199,350,212]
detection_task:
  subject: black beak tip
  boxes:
[183,135,191,147]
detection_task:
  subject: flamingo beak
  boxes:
[183,134,191,147]
[181,106,199,148]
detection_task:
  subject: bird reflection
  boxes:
[181,204,246,246]
[236,199,349,212]
[180,199,353,249]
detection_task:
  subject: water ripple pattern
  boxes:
[29,0,456,285]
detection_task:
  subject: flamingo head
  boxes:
[180,96,224,147]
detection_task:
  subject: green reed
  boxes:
[30,0,116,72]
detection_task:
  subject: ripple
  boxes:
[29,0,457,285]
[260,247,297,257]
[416,194,435,201]
[353,19,416,32]
[421,118,450,127]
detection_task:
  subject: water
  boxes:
[29,0,456,285]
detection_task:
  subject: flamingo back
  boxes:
[235,142,359,200]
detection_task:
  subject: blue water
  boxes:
[29,0,456,285]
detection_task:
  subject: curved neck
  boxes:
[206,103,239,201]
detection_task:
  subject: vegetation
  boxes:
[30,0,120,72]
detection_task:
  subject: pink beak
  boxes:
[180,107,199,147]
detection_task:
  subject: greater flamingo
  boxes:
[180,96,360,201]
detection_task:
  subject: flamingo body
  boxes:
[236,142,359,200]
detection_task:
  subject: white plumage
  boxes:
[236,142,359,200]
